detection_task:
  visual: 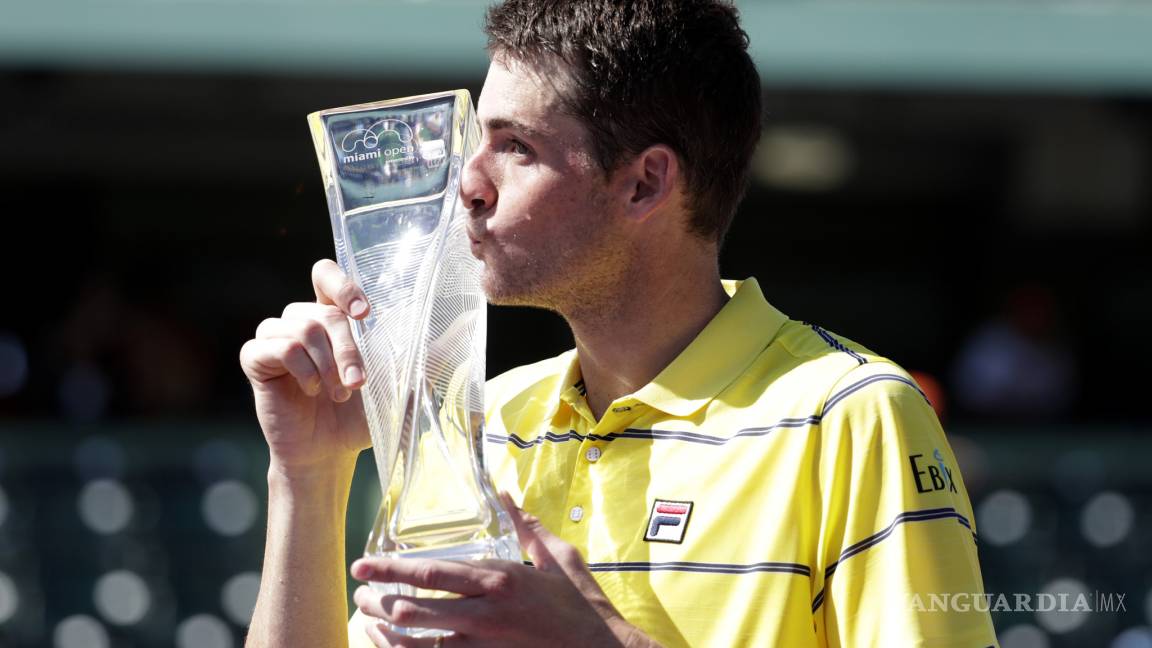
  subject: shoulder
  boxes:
[754,319,911,408]
[757,320,935,433]
[810,352,942,458]
[774,319,884,370]
[823,361,930,418]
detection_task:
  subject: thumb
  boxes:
[499,492,571,574]
[499,493,620,621]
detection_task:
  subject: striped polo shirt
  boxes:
[481,278,998,647]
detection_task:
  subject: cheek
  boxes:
[489,173,562,233]
[486,162,607,246]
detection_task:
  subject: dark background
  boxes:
[3,71,1149,421]
[0,13,1150,648]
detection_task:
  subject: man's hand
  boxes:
[239,259,371,471]
[352,494,660,648]
[243,259,376,647]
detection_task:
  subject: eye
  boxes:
[505,138,530,155]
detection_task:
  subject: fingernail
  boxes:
[335,387,351,402]
[345,365,364,386]
[307,376,322,396]
[350,298,369,317]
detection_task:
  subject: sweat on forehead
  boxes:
[488,50,578,113]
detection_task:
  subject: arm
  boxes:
[241,260,372,647]
[815,363,998,647]
[251,460,357,647]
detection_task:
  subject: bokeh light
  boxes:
[78,479,134,535]
[221,572,261,626]
[0,571,20,624]
[1112,628,1152,648]
[976,489,1032,545]
[202,481,258,537]
[94,570,151,625]
[1036,578,1091,634]
[0,332,29,397]
[1080,491,1134,547]
[176,614,233,648]
[53,615,110,648]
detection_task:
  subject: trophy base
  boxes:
[368,535,521,638]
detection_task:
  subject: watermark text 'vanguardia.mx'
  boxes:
[910,591,1126,613]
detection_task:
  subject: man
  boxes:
[240,1,999,646]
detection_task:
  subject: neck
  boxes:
[562,253,728,420]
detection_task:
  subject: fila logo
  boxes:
[644,499,693,544]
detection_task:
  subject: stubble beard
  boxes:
[480,219,629,320]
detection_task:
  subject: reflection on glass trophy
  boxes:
[308,91,520,638]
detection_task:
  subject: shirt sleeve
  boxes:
[813,363,999,647]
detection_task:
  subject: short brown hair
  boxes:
[484,0,762,242]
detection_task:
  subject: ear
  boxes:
[620,144,681,223]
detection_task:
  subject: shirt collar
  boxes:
[541,278,787,420]
[537,349,587,423]
[632,277,787,416]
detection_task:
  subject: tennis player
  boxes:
[240,1,999,645]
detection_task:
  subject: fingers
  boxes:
[500,492,602,599]
[355,588,487,635]
[256,311,363,401]
[241,259,368,397]
[236,334,322,392]
[500,492,563,574]
[351,558,507,598]
[363,619,462,648]
[239,337,322,395]
[313,259,370,318]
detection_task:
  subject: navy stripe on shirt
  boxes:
[811,507,976,613]
[485,373,927,449]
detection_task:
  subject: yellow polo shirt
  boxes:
[351,278,998,647]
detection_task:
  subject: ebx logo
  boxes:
[644,499,693,544]
[339,119,416,164]
[909,448,958,494]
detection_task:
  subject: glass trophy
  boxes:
[308,91,520,637]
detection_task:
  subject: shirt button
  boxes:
[569,506,584,522]
[584,447,602,463]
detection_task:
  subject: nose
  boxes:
[460,143,496,214]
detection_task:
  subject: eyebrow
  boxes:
[484,117,547,139]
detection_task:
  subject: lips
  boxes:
[466,229,485,258]
[465,210,488,259]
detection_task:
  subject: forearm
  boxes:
[247,460,357,648]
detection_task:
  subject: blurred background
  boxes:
[0,0,1150,646]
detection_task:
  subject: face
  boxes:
[461,57,630,312]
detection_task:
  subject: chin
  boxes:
[481,268,550,309]
[481,279,530,307]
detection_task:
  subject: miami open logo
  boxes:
[339,119,416,165]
